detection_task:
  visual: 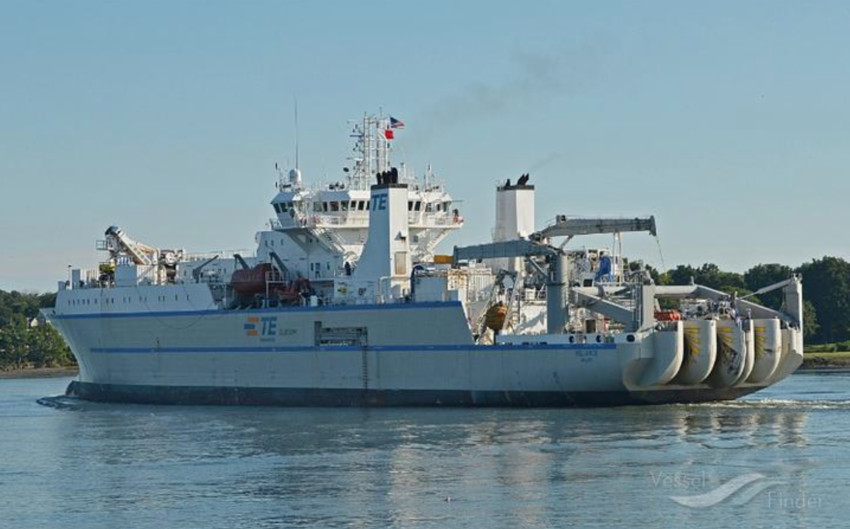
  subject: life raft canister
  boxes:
[655,310,682,322]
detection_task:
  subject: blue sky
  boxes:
[2,1,849,291]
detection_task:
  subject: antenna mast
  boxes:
[294,97,300,170]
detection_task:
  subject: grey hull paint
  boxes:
[66,380,762,408]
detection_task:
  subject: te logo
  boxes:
[371,194,387,211]
[244,316,277,337]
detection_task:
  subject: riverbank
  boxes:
[0,366,78,379]
[801,352,850,371]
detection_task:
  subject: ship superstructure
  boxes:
[45,112,804,407]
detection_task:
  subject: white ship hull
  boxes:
[48,299,802,407]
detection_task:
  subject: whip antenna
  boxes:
[294,97,300,170]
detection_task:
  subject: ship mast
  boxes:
[375,114,390,175]
[294,97,300,172]
[348,113,393,190]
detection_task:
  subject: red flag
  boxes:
[383,129,395,140]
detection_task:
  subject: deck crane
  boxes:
[101,225,184,284]
[104,225,158,266]
[453,215,657,334]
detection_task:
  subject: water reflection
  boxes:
[21,373,850,529]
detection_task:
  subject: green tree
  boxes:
[667,263,746,295]
[667,264,697,286]
[803,300,820,341]
[743,263,793,310]
[0,289,74,370]
[797,257,850,344]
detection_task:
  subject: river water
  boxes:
[1,373,848,529]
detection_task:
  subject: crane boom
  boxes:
[104,225,157,266]
[534,216,656,240]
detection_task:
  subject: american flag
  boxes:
[389,116,405,129]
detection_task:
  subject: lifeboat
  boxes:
[230,263,274,297]
[274,278,313,305]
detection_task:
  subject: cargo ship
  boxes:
[44,112,804,406]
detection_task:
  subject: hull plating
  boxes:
[66,380,763,407]
[49,301,792,407]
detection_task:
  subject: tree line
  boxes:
[0,290,73,370]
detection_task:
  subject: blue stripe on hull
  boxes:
[89,343,617,354]
[53,301,464,320]
[66,381,762,408]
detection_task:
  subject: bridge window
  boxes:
[330,201,340,212]
[414,201,421,211]
[341,201,348,211]
[273,203,281,213]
